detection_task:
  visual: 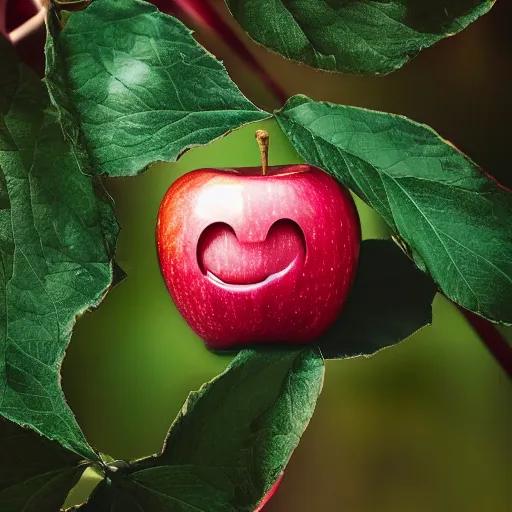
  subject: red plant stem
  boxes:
[161,0,288,106]
[459,308,512,377]
[0,0,6,35]
[8,6,45,44]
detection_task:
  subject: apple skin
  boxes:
[254,474,283,511]
[156,164,360,350]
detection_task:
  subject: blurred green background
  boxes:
[62,1,511,510]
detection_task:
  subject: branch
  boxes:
[458,308,512,378]
[0,0,6,36]
[159,0,288,106]
[8,0,47,44]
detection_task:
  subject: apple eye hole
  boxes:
[197,219,306,285]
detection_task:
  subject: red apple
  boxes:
[254,474,283,511]
[156,130,360,350]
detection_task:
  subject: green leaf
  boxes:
[0,416,88,512]
[317,239,437,358]
[72,474,218,512]
[276,95,512,324]
[0,36,116,459]
[124,349,324,511]
[225,0,494,75]
[88,469,238,512]
[71,350,322,511]
[45,0,270,177]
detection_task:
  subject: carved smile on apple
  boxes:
[197,219,306,290]
[156,130,361,350]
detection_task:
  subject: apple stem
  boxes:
[255,130,269,176]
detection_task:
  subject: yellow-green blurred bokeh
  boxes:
[62,3,511,510]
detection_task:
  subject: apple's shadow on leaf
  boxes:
[216,239,437,360]
[315,238,437,359]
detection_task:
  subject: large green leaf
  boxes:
[114,349,324,511]
[0,416,89,512]
[276,95,512,324]
[317,239,437,359]
[71,350,323,511]
[0,36,116,459]
[45,0,270,177]
[225,0,494,75]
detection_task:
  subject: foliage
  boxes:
[225,0,495,74]
[0,36,113,460]
[0,417,87,512]
[45,0,269,177]
[276,95,512,324]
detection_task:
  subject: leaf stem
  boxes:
[255,129,269,175]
